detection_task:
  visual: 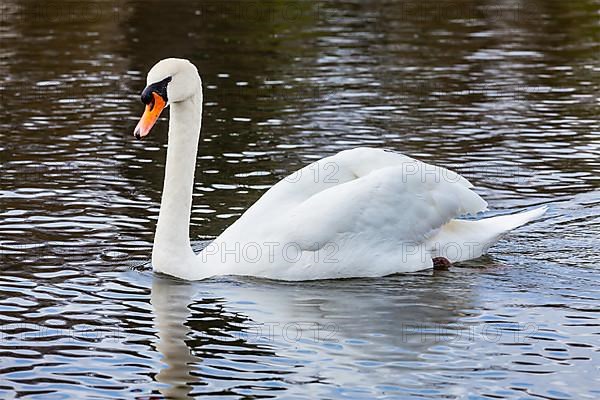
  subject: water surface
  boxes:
[0,1,599,398]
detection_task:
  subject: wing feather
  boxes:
[220,148,487,277]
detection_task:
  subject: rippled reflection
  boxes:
[0,0,598,398]
[152,278,198,399]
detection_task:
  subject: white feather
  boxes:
[142,59,547,281]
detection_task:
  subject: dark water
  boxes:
[1,0,599,398]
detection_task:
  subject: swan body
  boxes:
[134,58,546,281]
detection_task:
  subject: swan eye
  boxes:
[141,76,172,105]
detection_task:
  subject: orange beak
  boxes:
[134,92,167,139]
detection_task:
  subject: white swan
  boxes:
[133,58,547,281]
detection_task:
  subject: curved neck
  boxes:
[153,92,202,265]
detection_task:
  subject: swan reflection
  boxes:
[151,270,478,396]
[152,277,198,399]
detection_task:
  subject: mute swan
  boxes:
[133,58,547,281]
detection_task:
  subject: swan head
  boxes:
[134,58,201,139]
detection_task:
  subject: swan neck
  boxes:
[153,93,202,261]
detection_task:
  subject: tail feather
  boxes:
[427,206,547,263]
